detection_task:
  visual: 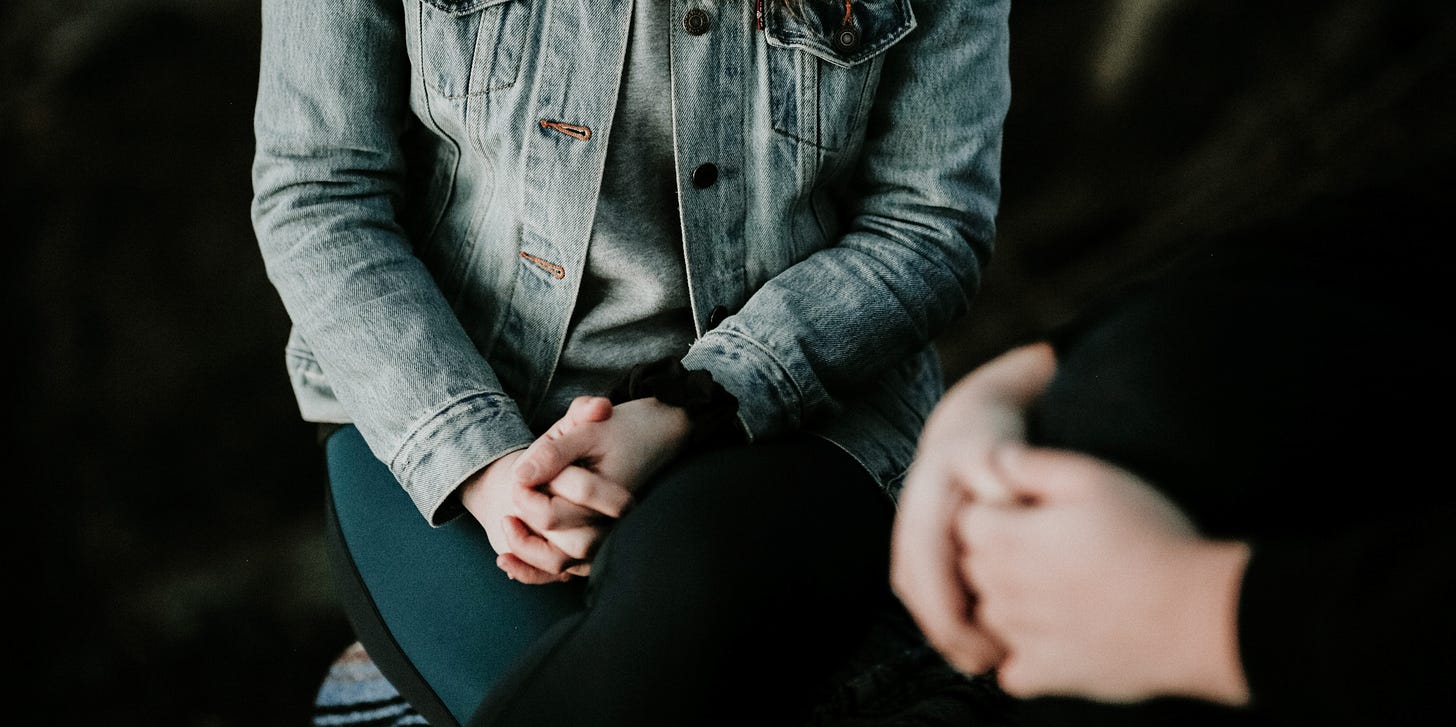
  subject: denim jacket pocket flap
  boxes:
[765,0,916,68]
[414,0,532,99]
[421,0,520,18]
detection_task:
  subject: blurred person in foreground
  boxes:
[892,179,1454,726]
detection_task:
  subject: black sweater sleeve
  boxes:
[1238,504,1456,725]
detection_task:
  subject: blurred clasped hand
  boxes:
[890,343,1251,706]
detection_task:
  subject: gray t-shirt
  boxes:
[538,0,695,428]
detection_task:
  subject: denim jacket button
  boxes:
[835,25,861,51]
[707,305,729,330]
[684,8,711,36]
[691,163,719,189]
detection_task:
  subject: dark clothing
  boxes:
[1017,181,1454,725]
[325,426,898,727]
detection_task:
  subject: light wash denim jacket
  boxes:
[251,0,1010,524]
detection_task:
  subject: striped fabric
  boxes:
[312,642,426,727]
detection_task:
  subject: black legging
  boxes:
[325,427,894,727]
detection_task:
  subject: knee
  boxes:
[592,441,890,599]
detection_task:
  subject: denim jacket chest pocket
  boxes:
[411,0,532,99]
[764,0,916,151]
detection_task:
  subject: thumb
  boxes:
[994,653,1045,699]
[560,396,613,429]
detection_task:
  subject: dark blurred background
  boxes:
[6,1,1453,724]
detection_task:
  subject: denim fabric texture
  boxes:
[251,0,1010,524]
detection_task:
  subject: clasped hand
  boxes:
[890,343,1251,705]
[459,396,691,584]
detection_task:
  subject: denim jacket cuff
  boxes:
[681,330,807,443]
[388,391,535,526]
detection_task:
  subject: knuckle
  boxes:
[539,549,569,573]
[997,666,1034,697]
[950,642,996,676]
[511,485,534,507]
[967,657,997,677]
[950,653,987,675]
[923,628,958,657]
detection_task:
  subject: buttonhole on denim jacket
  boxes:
[539,119,592,141]
[520,251,567,280]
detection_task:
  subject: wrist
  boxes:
[608,357,742,452]
[630,397,695,460]
[647,396,693,440]
[1172,539,1253,705]
[459,451,518,512]
[457,467,489,517]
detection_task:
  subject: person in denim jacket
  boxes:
[252,1,1008,724]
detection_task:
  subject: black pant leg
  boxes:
[471,435,895,727]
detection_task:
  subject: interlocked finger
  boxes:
[548,466,634,518]
[502,515,582,576]
[540,522,609,561]
[513,481,608,532]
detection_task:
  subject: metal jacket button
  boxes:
[684,8,711,35]
[835,24,860,51]
[691,162,719,189]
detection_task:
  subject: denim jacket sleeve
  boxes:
[250,0,533,524]
[682,0,1010,441]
